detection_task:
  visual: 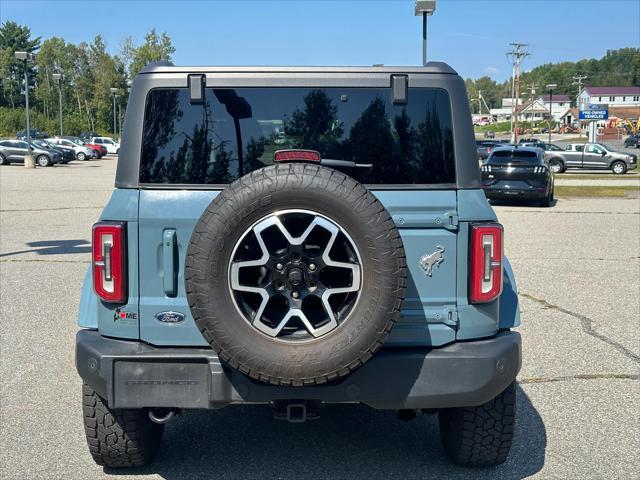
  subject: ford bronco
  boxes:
[76,63,521,468]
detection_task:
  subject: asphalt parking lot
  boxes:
[1,158,638,479]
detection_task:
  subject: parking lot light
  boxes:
[110,87,118,137]
[415,1,436,66]
[14,51,36,168]
[546,83,557,144]
[52,73,63,136]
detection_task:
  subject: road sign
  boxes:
[579,104,608,120]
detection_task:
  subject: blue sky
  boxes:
[2,0,639,81]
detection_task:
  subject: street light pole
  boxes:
[414,1,436,66]
[546,83,557,144]
[15,51,36,168]
[52,73,63,136]
[110,87,118,137]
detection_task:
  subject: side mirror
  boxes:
[601,151,606,156]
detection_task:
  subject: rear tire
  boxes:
[439,382,516,467]
[611,161,626,175]
[82,384,164,468]
[539,189,553,207]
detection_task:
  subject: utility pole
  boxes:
[507,43,530,143]
[572,74,588,108]
[572,74,588,138]
[528,83,537,103]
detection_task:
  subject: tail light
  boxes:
[93,222,127,303]
[274,149,321,162]
[469,223,503,303]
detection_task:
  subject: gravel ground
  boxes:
[1,159,639,479]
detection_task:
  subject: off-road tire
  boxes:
[82,384,164,468]
[438,382,516,467]
[185,163,406,386]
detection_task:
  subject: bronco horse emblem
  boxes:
[419,246,445,277]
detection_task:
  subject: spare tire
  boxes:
[185,163,406,386]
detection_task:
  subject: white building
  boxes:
[578,86,640,109]
[489,98,524,122]
[537,94,571,121]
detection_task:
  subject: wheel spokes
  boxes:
[229,211,361,339]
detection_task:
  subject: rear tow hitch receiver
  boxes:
[272,400,321,423]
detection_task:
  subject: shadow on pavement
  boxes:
[0,239,90,258]
[106,385,545,480]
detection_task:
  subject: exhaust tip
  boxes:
[149,409,176,424]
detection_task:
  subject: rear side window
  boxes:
[488,150,541,164]
[139,87,455,185]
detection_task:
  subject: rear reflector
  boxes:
[469,223,503,303]
[93,222,127,303]
[274,149,321,162]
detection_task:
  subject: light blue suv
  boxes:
[77,63,521,468]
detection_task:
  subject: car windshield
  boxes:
[32,140,48,148]
[488,150,540,164]
[546,144,562,151]
[70,139,84,145]
[598,143,614,151]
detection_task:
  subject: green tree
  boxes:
[0,21,41,108]
[128,29,175,78]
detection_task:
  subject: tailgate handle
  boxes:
[163,229,178,297]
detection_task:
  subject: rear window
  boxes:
[488,150,541,164]
[139,87,455,185]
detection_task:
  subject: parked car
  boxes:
[518,138,543,145]
[0,139,62,166]
[546,143,638,174]
[476,140,500,160]
[481,146,554,206]
[16,129,49,140]
[31,139,74,163]
[623,134,640,149]
[62,136,107,158]
[80,131,100,142]
[89,136,120,154]
[76,64,522,469]
[47,137,95,161]
[483,130,495,139]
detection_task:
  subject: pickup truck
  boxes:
[546,142,637,174]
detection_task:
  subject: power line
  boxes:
[507,42,530,143]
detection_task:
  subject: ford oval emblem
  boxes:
[155,311,186,324]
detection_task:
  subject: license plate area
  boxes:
[113,361,210,408]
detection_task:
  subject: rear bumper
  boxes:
[484,186,548,200]
[76,329,521,410]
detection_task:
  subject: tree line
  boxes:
[1,19,637,136]
[0,21,174,137]
[465,48,640,114]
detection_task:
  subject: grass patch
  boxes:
[555,185,640,197]
[559,172,640,180]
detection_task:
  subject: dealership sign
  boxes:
[579,104,609,120]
